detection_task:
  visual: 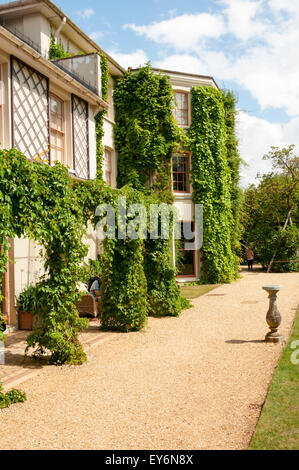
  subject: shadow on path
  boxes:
[226,339,265,344]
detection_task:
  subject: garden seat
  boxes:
[75,293,100,318]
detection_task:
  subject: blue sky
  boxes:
[3,0,299,185]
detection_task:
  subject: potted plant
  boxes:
[16,285,38,331]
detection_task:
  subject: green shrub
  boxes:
[100,187,148,331]
[16,285,39,313]
[0,382,27,409]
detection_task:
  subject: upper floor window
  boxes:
[105,147,112,186]
[50,94,64,164]
[173,91,189,126]
[107,84,114,121]
[172,151,190,193]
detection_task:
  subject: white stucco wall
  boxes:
[14,237,45,298]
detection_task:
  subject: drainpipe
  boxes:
[55,17,66,38]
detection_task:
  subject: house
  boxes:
[151,68,218,282]
[0,0,219,331]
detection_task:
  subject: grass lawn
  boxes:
[249,308,299,450]
[180,284,219,299]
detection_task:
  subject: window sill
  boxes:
[173,192,192,199]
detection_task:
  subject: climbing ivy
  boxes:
[95,53,109,180]
[99,186,149,331]
[188,86,238,283]
[48,34,71,60]
[113,66,187,317]
[223,90,243,260]
[0,149,89,365]
[114,65,180,196]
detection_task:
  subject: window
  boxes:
[105,148,112,186]
[173,91,189,126]
[107,84,114,121]
[50,94,64,164]
[172,151,190,192]
[176,221,196,277]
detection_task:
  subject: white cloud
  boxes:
[237,111,299,186]
[123,1,299,117]
[155,54,208,75]
[119,0,299,183]
[268,0,299,13]
[107,49,149,69]
[124,13,226,51]
[221,0,267,40]
[90,31,103,41]
[77,8,95,20]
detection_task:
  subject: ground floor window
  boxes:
[176,221,196,277]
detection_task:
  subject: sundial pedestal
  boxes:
[262,285,284,344]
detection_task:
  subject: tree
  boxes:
[242,145,299,272]
[263,146,299,271]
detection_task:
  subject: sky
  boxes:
[4,0,299,186]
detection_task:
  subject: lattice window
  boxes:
[11,57,50,163]
[72,95,89,179]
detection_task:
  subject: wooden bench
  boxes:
[75,293,101,318]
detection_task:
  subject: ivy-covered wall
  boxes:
[113,66,186,318]
[95,53,109,180]
[114,65,180,196]
[188,86,238,283]
[223,90,242,260]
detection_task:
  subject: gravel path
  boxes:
[0,269,298,450]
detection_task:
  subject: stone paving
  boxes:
[0,319,117,390]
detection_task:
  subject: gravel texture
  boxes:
[0,268,298,450]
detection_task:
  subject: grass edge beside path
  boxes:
[180,284,219,299]
[249,308,299,450]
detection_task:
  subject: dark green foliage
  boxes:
[114,65,179,194]
[48,34,71,60]
[188,86,238,283]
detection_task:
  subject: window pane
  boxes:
[56,117,63,132]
